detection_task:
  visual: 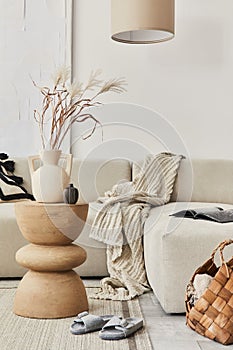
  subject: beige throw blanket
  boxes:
[90,152,183,300]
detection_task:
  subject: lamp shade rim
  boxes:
[111,29,175,44]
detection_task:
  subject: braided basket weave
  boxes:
[185,239,233,345]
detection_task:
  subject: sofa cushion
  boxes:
[171,159,233,204]
[71,159,131,204]
[144,201,233,313]
[133,158,233,205]
[0,202,28,277]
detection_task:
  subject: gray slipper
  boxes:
[99,315,143,340]
[70,311,114,335]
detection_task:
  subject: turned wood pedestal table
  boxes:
[14,201,89,319]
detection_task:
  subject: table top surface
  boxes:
[14,200,88,208]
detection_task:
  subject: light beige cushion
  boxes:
[144,201,233,313]
[71,159,132,204]
[75,202,108,277]
[171,159,233,204]
[133,158,233,205]
[0,202,28,277]
[132,160,142,180]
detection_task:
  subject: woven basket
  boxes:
[185,239,233,345]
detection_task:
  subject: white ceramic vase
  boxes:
[28,150,72,203]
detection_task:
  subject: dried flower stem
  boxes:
[33,67,126,149]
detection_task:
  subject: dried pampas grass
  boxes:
[33,66,126,149]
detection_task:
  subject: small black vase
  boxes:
[63,184,79,204]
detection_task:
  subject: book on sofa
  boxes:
[170,207,233,223]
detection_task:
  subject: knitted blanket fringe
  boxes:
[90,152,183,300]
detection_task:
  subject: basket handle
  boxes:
[211,239,233,278]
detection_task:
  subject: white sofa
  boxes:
[0,157,233,313]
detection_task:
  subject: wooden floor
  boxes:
[139,291,229,350]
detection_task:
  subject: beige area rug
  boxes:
[0,280,152,350]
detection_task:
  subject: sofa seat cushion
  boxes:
[144,201,233,313]
[0,202,27,277]
[75,202,108,277]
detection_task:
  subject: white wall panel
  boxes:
[0,0,72,156]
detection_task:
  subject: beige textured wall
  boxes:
[72,0,233,160]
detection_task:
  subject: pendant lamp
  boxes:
[111,0,175,44]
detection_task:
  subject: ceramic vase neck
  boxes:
[40,149,61,165]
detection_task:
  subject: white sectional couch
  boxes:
[0,157,233,313]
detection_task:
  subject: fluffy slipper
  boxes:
[70,311,114,335]
[99,315,143,340]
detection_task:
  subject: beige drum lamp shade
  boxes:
[111,0,175,44]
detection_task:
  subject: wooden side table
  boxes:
[14,201,89,319]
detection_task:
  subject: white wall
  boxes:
[72,0,233,160]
